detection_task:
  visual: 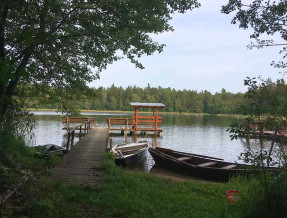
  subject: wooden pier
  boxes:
[51,129,108,185]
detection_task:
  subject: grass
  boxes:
[21,161,223,217]
[0,134,61,216]
[0,135,61,189]
[2,138,286,217]
[2,155,250,218]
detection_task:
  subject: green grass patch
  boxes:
[0,135,61,191]
[17,157,243,218]
[2,150,286,217]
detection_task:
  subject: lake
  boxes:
[30,111,286,173]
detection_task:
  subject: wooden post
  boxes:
[152,108,155,130]
[155,108,158,135]
[66,132,70,151]
[67,117,70,130]
[110,138,112,149]
[135,107,138,134]
[154,135,157,148]
[79,125,82,140]
[108,118,111,131]
[71,130,75,146]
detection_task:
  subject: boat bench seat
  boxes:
[221,164,237,169]
[121,149,143,153]
[197,161,217,167]
[177,156,192,161]
[115,145,146,152]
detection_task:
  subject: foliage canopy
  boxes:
[222,0,287,70]
[0,0,200,117]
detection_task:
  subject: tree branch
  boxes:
[56,33,91,39]
[0,6,9,105]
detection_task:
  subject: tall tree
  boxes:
[222,0,286,70]
[0,0,200,119]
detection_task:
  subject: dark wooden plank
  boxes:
[221,164,237,169]
[197,161,217,167]
[51,129,108,186]
[177,156,192,161]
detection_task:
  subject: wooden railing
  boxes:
[106,116,163,134]
[132,116,162,133]
[106,118,134,131]
[65,120,92,151]
[132,116,162,125]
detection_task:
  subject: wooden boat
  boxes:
[111,141,148,166]
[149,147,279,182]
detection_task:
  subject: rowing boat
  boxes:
[111,141,148,166]
[149,147,278,182]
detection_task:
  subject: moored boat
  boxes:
[149,147,279,182]
[111,141,148,166]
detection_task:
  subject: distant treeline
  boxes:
[24,83,248,114]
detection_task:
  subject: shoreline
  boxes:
[26,108,209,115]
[27,108,244,117]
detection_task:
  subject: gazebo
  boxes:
[130,102,165,135]
[106,102,166,137]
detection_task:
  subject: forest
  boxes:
[22,79,287,115]
[22,83,245,114]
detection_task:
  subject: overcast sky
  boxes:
[90,0,285,94]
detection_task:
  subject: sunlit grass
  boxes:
[2,149,286,217]
[24,158,231,217]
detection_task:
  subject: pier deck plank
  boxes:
[51,129,108,186]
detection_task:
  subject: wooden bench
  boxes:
[106,118,134,131]
[62,117,96,129]
[115,144,147,152]
[197,161,217,167]
[221,164,237,170]
[177,156,192,161]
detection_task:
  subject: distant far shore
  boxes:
[26,108,245,117]
[26,108,209,115]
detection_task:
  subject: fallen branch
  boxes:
[0,173,31,208]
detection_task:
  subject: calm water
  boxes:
[30,111,286,172]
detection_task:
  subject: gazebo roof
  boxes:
[130,102,166,108]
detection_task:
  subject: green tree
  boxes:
[227,77,287,217]
[222,0,287,70]
[0,0,200,119]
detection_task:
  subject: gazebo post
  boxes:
[152,108,155,130]
[155,108,158,135]
[135,106,138,134]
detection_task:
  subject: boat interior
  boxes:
[156,147,239,169]
[113,143,148,158]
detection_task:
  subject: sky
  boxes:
[90,0,285,94]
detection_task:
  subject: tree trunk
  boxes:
[267,128,278,167]
[0,53,32,118]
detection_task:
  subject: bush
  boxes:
[228,169,287,218]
